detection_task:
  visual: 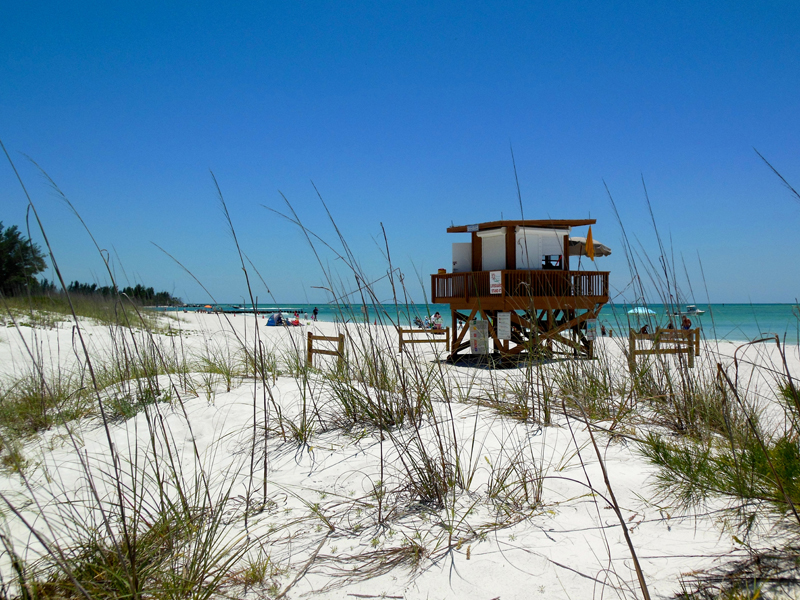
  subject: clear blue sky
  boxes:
[2,1,798,305]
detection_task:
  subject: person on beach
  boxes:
[433,312,443,329]
[640,324,650,335]
[682,316,692,330]
[601,324,607,336]
[312,307,318,321]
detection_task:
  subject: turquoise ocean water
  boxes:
[163,302,799,344]
[604,303,799,344]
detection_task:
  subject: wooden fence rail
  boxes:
[397,327,450,353]
[628,328,700,369]
[307,331,345,368]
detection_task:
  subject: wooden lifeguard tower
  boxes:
[430,219,610,360]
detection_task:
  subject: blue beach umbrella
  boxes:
[627,307,656,315]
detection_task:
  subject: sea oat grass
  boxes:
[2,294,165,332]
[0,368,90,437]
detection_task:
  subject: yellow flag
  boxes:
[586,226,595,261]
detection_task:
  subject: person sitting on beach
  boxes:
[432,312,443,329]
[667,322,675,329]
[639,324,650,335]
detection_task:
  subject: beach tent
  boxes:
[568,237,612,257]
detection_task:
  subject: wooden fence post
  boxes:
[628,329,637,371]
[307,332,346,368]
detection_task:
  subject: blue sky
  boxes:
[2,1,798,304]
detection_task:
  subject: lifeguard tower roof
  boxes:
[447,219,596,233]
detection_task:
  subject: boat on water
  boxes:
[670,304,705,317]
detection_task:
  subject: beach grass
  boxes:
[0,165,798,599]
[2,285,798,598]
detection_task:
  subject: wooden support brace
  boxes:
[451,307,478,355]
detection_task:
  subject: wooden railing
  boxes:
[628,328,700,369]
[397,327,450,353]
[307,331,345,368]
[431,270,609,302]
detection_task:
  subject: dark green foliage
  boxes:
[780,381,800,415]
[642,431,800,518]
[33,278,56,294]
[772,436,800,503]
[121,283,181,306]
[106,388,164,423]
[61,281,181,306]
[0,223,47,296]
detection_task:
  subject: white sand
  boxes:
[0,310,797,598]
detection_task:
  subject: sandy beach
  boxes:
[0,308,797,599]
[4,0,800,596]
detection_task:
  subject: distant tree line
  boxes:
[68,281,182,306]
[1,222,181,305]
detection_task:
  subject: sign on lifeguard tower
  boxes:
[490,271,502,294]
[497,312,511,340]
[470,320,489,354]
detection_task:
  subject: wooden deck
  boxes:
[431,270,609,311]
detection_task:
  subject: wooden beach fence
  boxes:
[628,328,701,369]
[397,327,450,353]
[307,331,346,368]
